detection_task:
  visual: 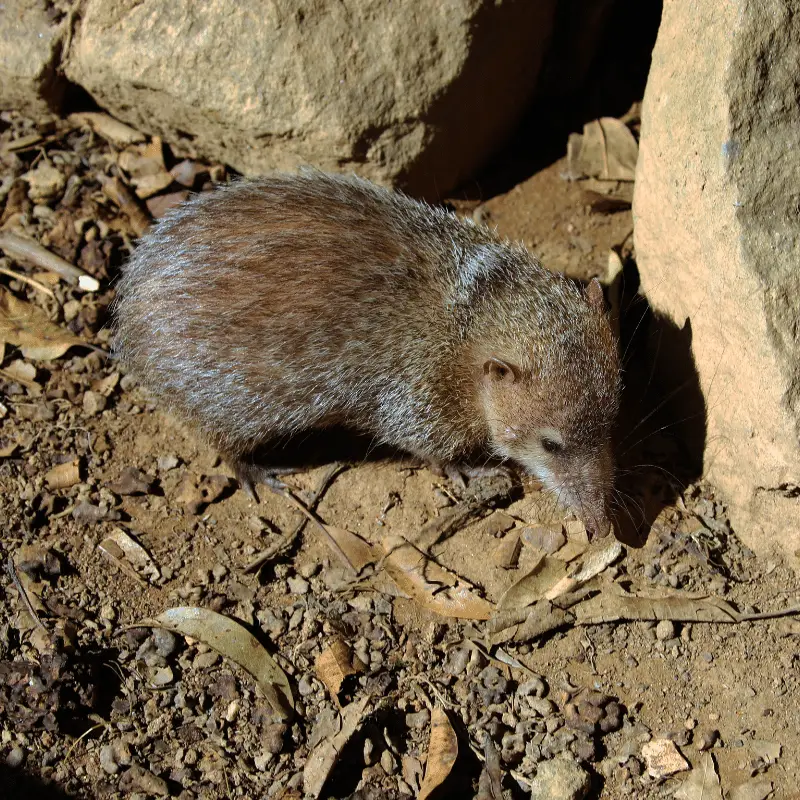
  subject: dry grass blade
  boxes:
[100,176,152,237]
[0,289,87,360]
[303,696,370,798]
[137,607,294,720]
[418,707,459,800]
[381,535,494,620]
[0,266,56,298]
[475,735,503,800]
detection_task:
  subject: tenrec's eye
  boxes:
[541,437,563,454]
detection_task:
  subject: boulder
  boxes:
[633,0,800,561]
[64,0,556,196]
[0,0,69,115]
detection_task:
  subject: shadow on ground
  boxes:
[611,258,706,547]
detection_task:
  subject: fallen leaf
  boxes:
[381,535,494,620]
[91,371,120,396]
[492,530,521,569]
[520,525,566,554]
[641,739,689,779]
[675,752,722,800]
[69,112,146,145]
[729,779,774,800]
[3,359,37,384]
[139,607,293,720]
[315,638,356,699]
[574,587,744,625]
[567,117,639,181]
[98,527,161,584]
[476,735,503,800]
[545,537,623,600]
[45,458,82,490]
[497,553,561,610]
[419,707,458,800]
[324,526,380,571]
[0,289,86,360]
[303,696,370,798]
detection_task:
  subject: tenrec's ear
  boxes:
[586,277,606,312]
[483,357,518,384]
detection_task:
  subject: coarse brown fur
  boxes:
[113,170,621,535]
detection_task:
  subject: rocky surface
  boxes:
[62,0,554,197]
[633,0,800,564]
[0,0,70,116]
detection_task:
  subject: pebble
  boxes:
[529,755,590,800]
[193,651,220,669]
[82,390,107,416]
[6,747,25,768]
[152,628,179,658]
[696,729,719,751]
[119,764,169,796]
[405,709,430,730]
[380,749,397,774]
[655,620,676,641]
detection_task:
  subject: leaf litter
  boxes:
[134,607,293,721]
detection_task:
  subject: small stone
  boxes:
[297,673,317,696]
[99,603,117,622]
[6,747,25,768]
[225,700,240,722]
[157,454,180,471]
[701,651,714,663]
[152,628,179,658]
[405,709,430,730]
[23,161,66,204]
[380,749,397,774]
[655,620,676,641]
[152,666,174,686]
[263,723,287,755]
[108,466,153,495]
[641,739,689,778]
[193,651,220,669]
[528,755,591,800]
[696,729,719,751]
[211,563,228,582]
[288,576,310,595]
[119,764,169,796]
[82,390,107,416]
[99,744,119,774]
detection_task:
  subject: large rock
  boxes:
[634,0,800,562]
[0,0,69,115]
[64,0,556,197]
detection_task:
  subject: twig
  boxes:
[0,231,98,290]
[0,265,57,297]
[5,558,50,636]
[100,175,152,237]
[244,463,346,573]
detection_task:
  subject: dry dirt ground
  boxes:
[1,111,799,800]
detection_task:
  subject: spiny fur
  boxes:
[113,170,621,528]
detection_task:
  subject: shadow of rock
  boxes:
[0,765,73,800]
[611,259,706,547]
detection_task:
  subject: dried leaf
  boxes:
[303,696,370,798]
[315,638,356,699]
[98,527,160,584]
[140,607,293,720]
[675,752,722,800]
[567,117,639,181]
[492,530,521,569]
[69,112,146,145]
[45,458,82,490]
[729,779,775,800]
[91,371,120,396]
[476,735,503,800]
[381,535,494,620]
[325,526,380,571]
[545,537,623,600]
[0,289,85,360]
[497,553,561,610]
[419,707,458,800]
[574,587,742,625]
